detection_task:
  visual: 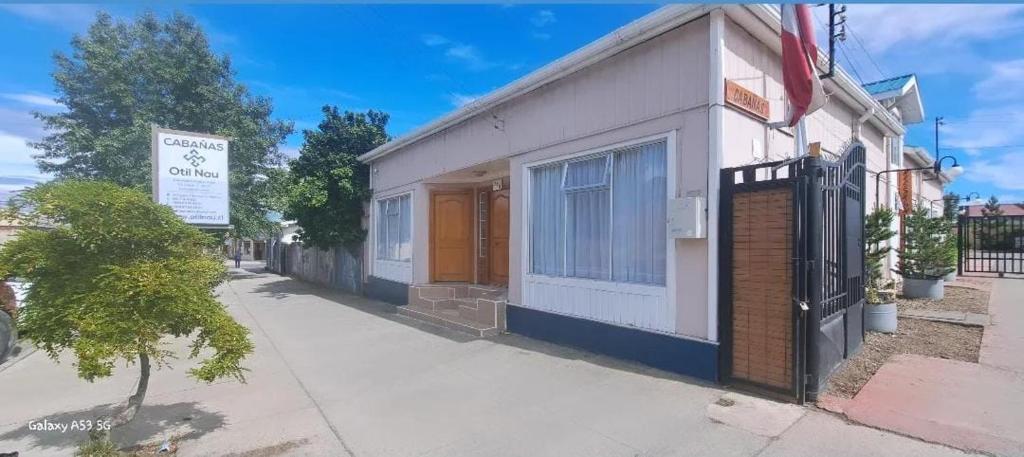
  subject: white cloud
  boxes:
[445,44,496,71]
[942,108,1024,156]
[280,145,301,158]
[966,151,1024,191]
[836,5,1024,55]
[1,93,62,108]
[530,10,556,27]
[421,34,508,72]
[0,131,49,192]
[997,194,1024,204]
[420,33,450,47]
[973,59,1024,101]
[0,107,46,139]
[0,4,98,31]
[446,93,482,108]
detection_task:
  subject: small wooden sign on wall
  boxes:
[724,79,770,121]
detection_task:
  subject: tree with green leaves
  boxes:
[865,207,897,303]
[284,106,389,250]
[942,192,960,222]
[896,207,956,279]
[979,196,1007,250]
[0,181,252,432]
[981,195,1003,217]
[32,11,292,238]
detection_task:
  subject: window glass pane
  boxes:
[377,200,388,259]
[399,194,412,261]
[565,187,610,279]
[386,200,400,260]
[563,155,609,191]
[612,141,667,285]
[531,164,565,275]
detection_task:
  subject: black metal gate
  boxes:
[719,142,866,403]
[958,215,1024,275]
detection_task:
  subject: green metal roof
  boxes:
[862,74,914,96]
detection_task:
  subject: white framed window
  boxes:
[889,135,903,167]
[376,193,412,262]
[529,140,667,286]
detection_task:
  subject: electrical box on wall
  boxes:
[667,195,705,239]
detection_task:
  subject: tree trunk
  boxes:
[93,353,150,442]
[114,352,150,427]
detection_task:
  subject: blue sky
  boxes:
[1,4,1023,204]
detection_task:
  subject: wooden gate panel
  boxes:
[730,188,793,390]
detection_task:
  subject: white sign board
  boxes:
[152,127,230,226]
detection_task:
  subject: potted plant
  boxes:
[896,207,955,299]
[865,207,898,332]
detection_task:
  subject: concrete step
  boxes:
[397,304,499,338]
[468,285,507,300]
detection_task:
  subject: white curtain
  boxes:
[564,156,610,280]
[377,194,412,262]
[385,199,400,260]
[376,200,388,260]
[398,194,412,260]
[612,142,667,285]
[528,140,667,286]
[530,164,564,276]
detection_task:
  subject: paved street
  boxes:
[0,263,978,456]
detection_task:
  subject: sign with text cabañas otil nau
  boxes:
[152,126,230,227]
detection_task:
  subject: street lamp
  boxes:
[874,154,966,209]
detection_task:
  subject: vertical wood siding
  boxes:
[730,188,793,389]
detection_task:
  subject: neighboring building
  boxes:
[225,238,267,261]
[899,145,952,217]
[357,5,923,383]
[964,203,1024,217]
[0,219,24,247]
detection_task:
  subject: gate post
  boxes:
[957,215,965,276]
[803,156,825,399]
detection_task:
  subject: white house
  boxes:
[357,5,924,386]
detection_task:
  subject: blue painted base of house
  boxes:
[365,276,409,306]
[506,305,719,383]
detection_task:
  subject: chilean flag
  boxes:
[781,4,825,127]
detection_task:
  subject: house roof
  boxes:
[360,4,907,164]
[964,204,1024,217]
[863,75,914,96]
[861,74,925,124]
[904,145,954,183]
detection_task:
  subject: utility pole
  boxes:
[935,116,945,155]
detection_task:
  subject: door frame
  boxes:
[429,189,475,283]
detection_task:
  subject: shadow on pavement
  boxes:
[0,401,225,453]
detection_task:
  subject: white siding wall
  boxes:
[522,275,674,332]
[373,260,412,284]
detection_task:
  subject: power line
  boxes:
[943,144,1024,151]
[844,25,887,81]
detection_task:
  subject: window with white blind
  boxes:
[529,140,667,286]
[376,194,412,262]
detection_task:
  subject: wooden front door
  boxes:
[489,190,510,286]
[431,191,474,282]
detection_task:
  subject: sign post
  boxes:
[151,126,231,229]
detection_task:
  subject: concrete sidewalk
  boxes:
[843,278,1024,456]
[1,268,975,456]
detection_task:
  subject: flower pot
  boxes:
[865,302,898,333]
[943,271,957,282]
[903,277,944,300]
